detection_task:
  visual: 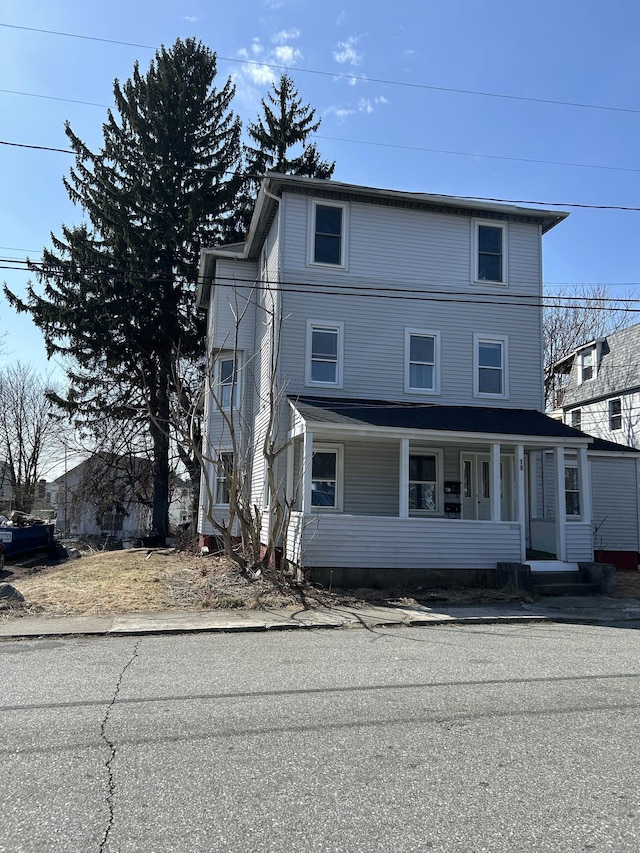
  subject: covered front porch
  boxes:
[285,397,594,575]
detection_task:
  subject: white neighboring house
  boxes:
[55,454,153,540]
[196,173,639,584]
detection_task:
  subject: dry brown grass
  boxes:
[3,547,637,621]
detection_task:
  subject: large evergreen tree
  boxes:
[229,74,335,239]
[4,38,242,540]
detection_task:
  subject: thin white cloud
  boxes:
[358,98,373,114]
[333,36,362,66]
[375,96,388,105]
[243,62,277,85]
[183,16,198,22]
[326,105,356,120]
[273,45,302,65]
[251,38,264,55]
[272,28,300,44]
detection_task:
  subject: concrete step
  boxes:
[530,570,585,586]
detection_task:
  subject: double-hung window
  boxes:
[571,409,582,430]
[405,329,439,394]
[306,321,344,387]
[311,445,343,510]
[474,222,506,284]
[310,200,347,267]
[215,452,233,505]
[609,398,622,431]
[474,334,508,398]
[217,356,240,409]
[579,347,595,383]
[565,463,581,518]
[409,454,439,513]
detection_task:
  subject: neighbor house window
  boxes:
[405,330,440,394]
[215,452,233,505]
[609,398,622,431]
[579,347,595,383]
[565,464,580,518]
[217,356,240,409]
[571,409,582,430]
[311,445,343,510]
[474,222,506,284]
[474,335,508,397]
[306,321,344,386]
[309,200,348,267]
[409,454,439,513]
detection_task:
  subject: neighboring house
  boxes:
[196,173,639,584]
[168,476,195,531]
[553,323,640,448]
[55,454,153,539]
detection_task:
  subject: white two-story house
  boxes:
[197,174,618,586]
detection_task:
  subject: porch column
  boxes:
[578,445,592,525]
[554,446,567,561]
[301,430,313,514]
[516,445,526,561]
[490,443,501,522]
[286,441,295,504]
[399,438,409,518]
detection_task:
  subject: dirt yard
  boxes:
[2,546,639,620]
[0,545,550,619]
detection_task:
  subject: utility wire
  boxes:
[2,22,639,116]
[0,140,637,211]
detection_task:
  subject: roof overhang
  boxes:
[288,396,593,449]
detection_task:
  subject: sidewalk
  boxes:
[2,596,640,639]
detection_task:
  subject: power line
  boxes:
[3,87,639,176]
[3,261,639,312]
[2,22,640,117]
[0,140,638,212]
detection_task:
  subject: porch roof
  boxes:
[289,396,593,445]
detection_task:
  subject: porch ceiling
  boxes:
[289,395,593,447]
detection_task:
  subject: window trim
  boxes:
[609,398,622,431]
[578,346,596,384]
[311,443,344,512]
[472,220,508,286]
[214,450,234,507]
[570,409,582,430]
[404,328,440,395]
[215,353,241,410]
[305,320,344,388]
[308,199,348,269]
[473,334,509,399]
[408,448,444,517]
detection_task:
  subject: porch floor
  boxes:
[525,560,580,573]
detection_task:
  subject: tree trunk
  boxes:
[150,379,170,543]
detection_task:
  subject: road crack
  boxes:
[99,641,140,852]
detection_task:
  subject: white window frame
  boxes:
[311,443,344,512]
[474,334,509,399]
[609,398,622,431]
[215,353,241,410]
[405,328,440,395]
[564,459,581,520]
[305,320,344,388]
[472,220,508,286]
[214,451,233,506]
[308,199,348,269]
[579,347,596,383]
[408,448,444,516]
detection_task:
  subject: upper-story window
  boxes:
[474,334,508,398]
[571,409,582,430]
[579,347,595,383]
[473,222,507,285]
[405,329,440,394]
[609,398,622,431]
[305,320,344,387]
[309,200,348,268]
[217,355,240,409]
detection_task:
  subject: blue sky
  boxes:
[1,0,640,379]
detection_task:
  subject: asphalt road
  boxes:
[1,621,640,852]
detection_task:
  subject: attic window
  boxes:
[309,200,348,268]
[473,221,507,285]
[579,348,595,383]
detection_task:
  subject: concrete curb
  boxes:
[1,597,640,640]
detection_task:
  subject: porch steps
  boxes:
[527,568,600,597]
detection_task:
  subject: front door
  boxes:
[461,454,513,520]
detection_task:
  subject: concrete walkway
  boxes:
[2,596,640,639]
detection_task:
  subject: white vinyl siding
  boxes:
[591,455,640,552]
